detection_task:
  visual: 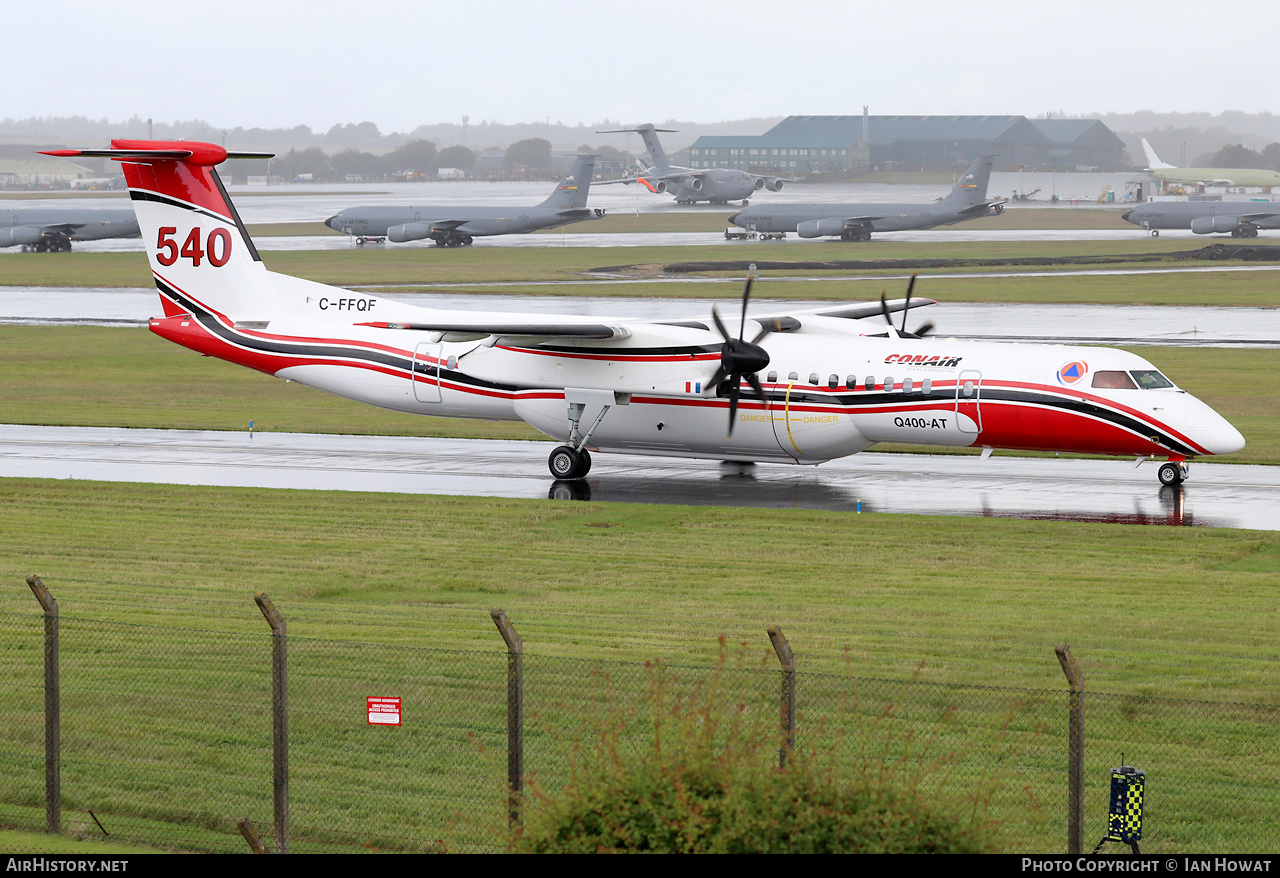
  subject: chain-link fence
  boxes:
[2,582,1278,853]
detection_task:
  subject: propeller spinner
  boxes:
[706,277,775,438]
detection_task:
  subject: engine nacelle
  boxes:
[653,180,667,194]
[753,177,766,190]
[688,177,703,192]
[766,179,785,192]
[0,226,44,247]
[1191,215,1240,235]
[796,218,846,238]
[387,222,437,243]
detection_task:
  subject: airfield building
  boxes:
[687,115,1126,174]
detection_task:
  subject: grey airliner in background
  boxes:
[1,208,139,251]
[727,154,1002,241]
[1121,201,1280,238]
[325,154,603,247]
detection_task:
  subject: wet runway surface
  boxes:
[3,424,1275,530]
[5,288,1279,347]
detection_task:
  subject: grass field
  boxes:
[3,228,1279,853]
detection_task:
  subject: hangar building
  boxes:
[687,115,1126,174]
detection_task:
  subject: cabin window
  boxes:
[902,377,914,393]
[1131,370,1174,390]
[767,371,777,383]
[962,380,975,398]
[788,371,798,381]
[809,373,819,385]
[864,376,875,391]
[921,378,933,394]
[1092,371,1138,390]
[845,376,857,389]
[828,374,839,389]
[884,376,895,392]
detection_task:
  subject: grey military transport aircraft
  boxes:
[325,154,603,247]
[728,155,1002,241]
[0,207,140,251]
[594,124,786,205]
[1121,201,1280,237]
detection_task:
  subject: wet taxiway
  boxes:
[2,425,1276,530]
[5,288,1280,347]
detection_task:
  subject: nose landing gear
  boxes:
[1157,460,1188,486]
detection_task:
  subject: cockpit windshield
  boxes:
[1130,370,1175,390]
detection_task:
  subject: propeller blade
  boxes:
[900,284,913,335]
[710,305,731,343]
[745,372,768,403]
[914,321,935,339]
[706,364,729,392]
[739,276,753,340]
[879,291,892,326]
[726,383,741,437]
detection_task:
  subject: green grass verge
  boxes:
[0,828,164,855]
[0,325,1271,463]
[4,237,1277,303]
[2,479,1279,698]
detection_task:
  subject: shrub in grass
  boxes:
[513,655,993,854]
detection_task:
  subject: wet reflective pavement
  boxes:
[2,425,1276,530]
[5,288,1279,347]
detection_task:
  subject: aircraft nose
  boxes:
[1205,418,1246,456]
[1120,210,1133,223]
[727,212,742,225]
[325,214,342,231]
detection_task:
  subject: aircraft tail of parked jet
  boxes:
[597,124,678,172]
[1141,138,1176,170]
[939,155,996,207]
[537,154,598,210]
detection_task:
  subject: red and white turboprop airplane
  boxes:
[43,141,1245,487]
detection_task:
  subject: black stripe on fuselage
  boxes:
[753,384,1197,456]
[155,278,520,393]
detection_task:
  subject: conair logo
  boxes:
[884,354,962,367]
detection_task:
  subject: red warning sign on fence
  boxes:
[367,696,402,726]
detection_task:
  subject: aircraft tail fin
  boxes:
[42,141,276,321]
[940,154,995,206]
[539,154,597,209]
[1141,138,1175,169]
[596,123,676,172]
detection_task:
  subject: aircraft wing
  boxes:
[955,200,1005,218]
[755,297,937,324]
[358,320,632,341]
[1195,178,1237,188]
[1239,211,1280,223]
[38,222,86,233]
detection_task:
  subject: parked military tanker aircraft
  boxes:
[42,140,1245,487]
[595,124,786,205]
[324,154,603,246]
[1122,201,1280,237]
[729,155,1003,241]
[0,207,139,251]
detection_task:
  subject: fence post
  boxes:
[490,610,523,828]
[767,626,796,770]
[255,593,288,854]
[1056,645,1085,855]
[26,575,59,834]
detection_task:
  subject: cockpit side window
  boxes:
[1130,370,1174,390]
[1091,370,1138,390]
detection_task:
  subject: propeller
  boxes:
[706,276,775,438]
[879,272,935,339]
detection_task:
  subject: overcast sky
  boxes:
[9,1,1276,133]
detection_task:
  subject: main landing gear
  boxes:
[545,389,627,479]
[1158,460,1188,486]
[549,445,592,479]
